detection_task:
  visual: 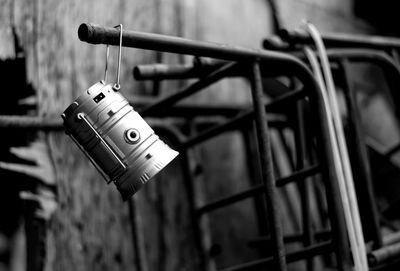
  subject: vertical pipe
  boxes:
[249,61,287,271]
[338,59,382,248]
[294,101,314,270]
[272,129,301,233]
[128,198,149,271]
[24,201,46,271]
[305,24,368,270]
[241,128,269,239]
[276,128,295,170]
[304,47,353,271]
[180,149,212,271]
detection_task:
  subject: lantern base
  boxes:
[114,139,179,201]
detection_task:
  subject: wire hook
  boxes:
[103,45,110,83]
[113,24,123,90]
[102,24,123,91]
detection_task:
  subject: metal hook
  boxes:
[102,24,123,90]
[103,45,110,83]
[113,24,123,91]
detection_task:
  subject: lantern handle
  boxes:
[102,24,123,91]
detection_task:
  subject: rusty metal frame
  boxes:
[76,23,357,271]
[265,31,400,269]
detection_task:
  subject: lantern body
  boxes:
[62,81,178,200]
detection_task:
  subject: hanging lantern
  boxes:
[61,25,178,200]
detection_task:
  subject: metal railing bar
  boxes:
[249,61,287,270]
[219,241,333,271]
[195,185,264,215]
[0,115,63,130]
[131,96,248,117]
[139,62,240,117]
[195,164,319,215]
[183,89,305,149]
[275,165,320,187]
[133,61,229,80]
[247,230,331,248]
[278,29,400,50]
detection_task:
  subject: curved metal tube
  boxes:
[304,23,368,271]
[278,28,400,50]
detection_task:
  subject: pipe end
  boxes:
[78,23,105,44]
[78,23,90,42]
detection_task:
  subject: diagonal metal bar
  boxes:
[196,185,265,215]
[219,241,332,271]
[139,62,240,117]
[195,164,320,215]
[275,165,320,187]
[182,89,305,149]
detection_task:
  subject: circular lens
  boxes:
[125,128,140,144]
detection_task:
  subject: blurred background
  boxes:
[0,0,400,270]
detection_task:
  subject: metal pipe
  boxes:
[383,231,400,247]
[275,165,320,187]
[24,201,47,271]
[275,47,400,161]
[307,49,400,119]
[249,61,286,271]
[278,29,400,50]
[302,48,352,270]
[274,48,400,119]
[325,49,400,121]
[183,89,306,149]
[139,62,239,117]
[0,115,63,130]
[247,230,332,248]
[263,47,400,96]
[338,59,382,248]
[368,242,400,267]
[78,23,315,74]
[131,96,247,118]
[133,61,229,80]
[335,50,400,129]
[293,101,314,270]
[195,165,319,215]
[262,36,297,52]
[305,32,368,271]
[179,150,211,271]
[196,184,265,215]
[128,197,149,271]
[276,126,295,170]
[219,241,333,271]
[305,33,368,271]
[241,127,270,239]
[326,49,400,73]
